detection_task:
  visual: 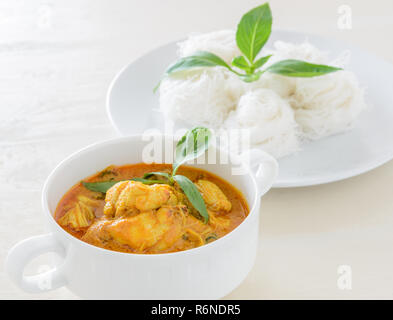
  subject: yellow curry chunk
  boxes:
[208,210,231,230]
[195,180,232,212]
[77,195,102,208]
[58,200,96,229]
[104,181,178,218]
[83,205,186,253]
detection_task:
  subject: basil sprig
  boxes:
[173,127,211,175]
[156,2,341,88]
[235,3,272,66]
[83,127,212,223]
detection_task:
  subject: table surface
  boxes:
[1,0,393,299]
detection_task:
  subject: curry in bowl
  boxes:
[55,164,248,254]
[54,128,249,254]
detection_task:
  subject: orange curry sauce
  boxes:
[55,164,249,254]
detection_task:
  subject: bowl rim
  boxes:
[42,134,261,258]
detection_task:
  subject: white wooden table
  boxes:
[1,0,393,299]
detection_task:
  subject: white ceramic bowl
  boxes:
[5,135,278,299]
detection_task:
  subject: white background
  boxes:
[1,0,393,299]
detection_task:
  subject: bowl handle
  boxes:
[5,233,67,293]
[241,149,279,197]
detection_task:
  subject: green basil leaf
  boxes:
[154,51,238,92]
[253,54,272,69]
[205,233,218,243]
[82,178,168,193]
[131,178,168,185]
[165,51,232,75]
[82,181,119,193]
[266,59,342,77]
[173,127,212,175]
[236,3,272,63]
[142,172,171,180]
[232,55,251,71]
[173,175,209,223]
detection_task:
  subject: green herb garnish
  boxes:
[173,127,211,175]
[205,233,218,243]
[82,127,212,223]
[172,174,208,222]
[154,2,341,90]
[82,181,118,193]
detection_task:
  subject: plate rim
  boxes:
[106,40,179,136]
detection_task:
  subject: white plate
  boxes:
[107,30,393,188]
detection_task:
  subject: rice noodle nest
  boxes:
[289,71,367,140]
[222,88,300,159]
[159,67,244,128]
